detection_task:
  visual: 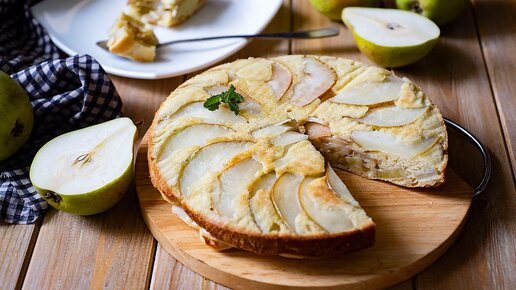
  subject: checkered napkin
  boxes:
[0,1,123,224]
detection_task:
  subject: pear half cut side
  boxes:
[30,117,137,215]
[342,7,440,68]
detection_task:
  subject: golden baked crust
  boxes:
[147,55,448,258]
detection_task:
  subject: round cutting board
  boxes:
[136,135,473,290]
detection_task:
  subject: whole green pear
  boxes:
[309,0,380,21]
[0,70,34,161]
[396,0,469,25]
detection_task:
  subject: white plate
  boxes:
[31,0,282,79]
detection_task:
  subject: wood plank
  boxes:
[472,0,516,174]
[150,244,230,290]
[387,280,413,290]
[291,0,516,289]
[0,222,40,290]
[392,6,516,290]
[21,77,184,290]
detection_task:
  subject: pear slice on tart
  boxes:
[214,158,263,225]
[342,7,440,68]
[298,177,355,233]
[330,74,404,105]
[157,123,233,161]
[30,118,137,215]
[351,130,439,158]
[359,106,428,126]
[179,140,252,199]
[268,62,292,100]
[252,122,293,138]
[290,57,336,106]
[272,131,309,147]
[249,173,289,233]
[326,165,357,205]
[172,101,247,124]
[270,173,304,233]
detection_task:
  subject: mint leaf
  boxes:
[203,85,244,115]
[203,95,222,111]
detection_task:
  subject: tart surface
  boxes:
[148,55,448,258]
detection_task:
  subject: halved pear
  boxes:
[342,7,440,68]
[179,141,252,198]
[173,102,246,124]
[268,62,292,100]
[270,173,303,232]
[359,106,428,126]
[330,75,404,105]
[30,118,137,215]
[351,130,438,158]
[215,158,262,224]
[158,124,233,161]
[290,57,336,106]
[298,177,355,232]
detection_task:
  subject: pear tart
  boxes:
[107,13,158,62]
[148,55,448,258]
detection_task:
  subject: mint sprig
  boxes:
[203,85,244,115]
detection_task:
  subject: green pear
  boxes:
[30,118,137,215]
[0,70,33,161]
[396,0,468,25]
[342,7,440,68]
[309,0,380,21]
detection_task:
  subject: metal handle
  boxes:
[444,118,491,196]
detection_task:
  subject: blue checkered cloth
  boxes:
[0,1,123,224]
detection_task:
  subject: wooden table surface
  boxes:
[1,0,515,289]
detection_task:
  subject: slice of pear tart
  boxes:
[148,55,448,258]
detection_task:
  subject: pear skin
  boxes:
[396,0,468,25]
[351,31,438,68]
[35,164,133,215]
[0,71,33,161]
[309,0,380,21]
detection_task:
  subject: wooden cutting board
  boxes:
[135,135,473,290]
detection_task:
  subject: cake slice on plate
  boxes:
[127,0,205,27]
[107,13,158,62]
